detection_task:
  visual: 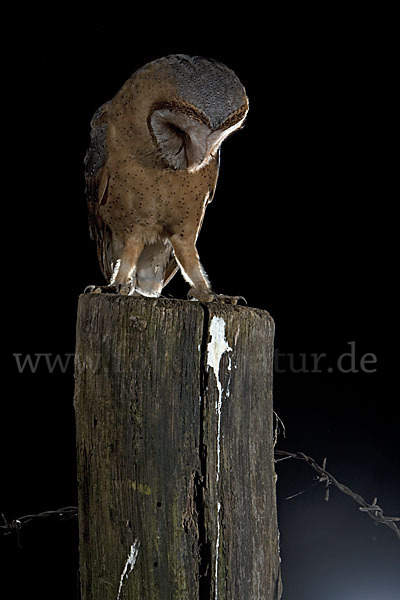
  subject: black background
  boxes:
[2,10,399,600]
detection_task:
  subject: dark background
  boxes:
[2,10,398,600]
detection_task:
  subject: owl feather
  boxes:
[84,54,248,300]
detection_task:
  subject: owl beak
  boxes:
[207,115,247,157]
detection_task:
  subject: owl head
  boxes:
[145,55,248,172]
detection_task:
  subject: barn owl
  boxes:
[85,54,248,302]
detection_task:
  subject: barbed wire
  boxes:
[275,449,400,541]
[1,451,399,547]
[1,506,77,547]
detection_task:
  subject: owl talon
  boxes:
[84,284,118,294]
[84,285,97,294]
[214,294,247,305]
[116,283,132,296]
[187,288,247,305]
[187,288,215,302]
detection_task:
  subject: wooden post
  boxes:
[74,295,282,599]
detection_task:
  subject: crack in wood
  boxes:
[75,296,281,599]
[197,304,212,600]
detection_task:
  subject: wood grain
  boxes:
[74,295,282,599]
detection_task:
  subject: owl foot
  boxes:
[214,294,247,305]
[115,282,132,295]
[84,284,118,294]
[187,287,246,305]
[187,287,215,302]
[84,283,135,295]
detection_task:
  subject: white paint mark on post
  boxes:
[207,316,232,483]
[207,316,233,600]
[226,355,233,398]
[116,539,140,600]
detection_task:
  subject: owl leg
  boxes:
[110,237,145,295]
[170,235,246,304]
[169,235,214,302]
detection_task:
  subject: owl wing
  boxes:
[84,102,113,281]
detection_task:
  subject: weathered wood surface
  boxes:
[74,294,282,599]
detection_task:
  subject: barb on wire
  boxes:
[275,450,400,541]
[273,410,286,447]
[1,506,77,546]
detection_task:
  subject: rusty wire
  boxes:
[1,507,77,546]
[275,449,400,541]
[1,452,399,547]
